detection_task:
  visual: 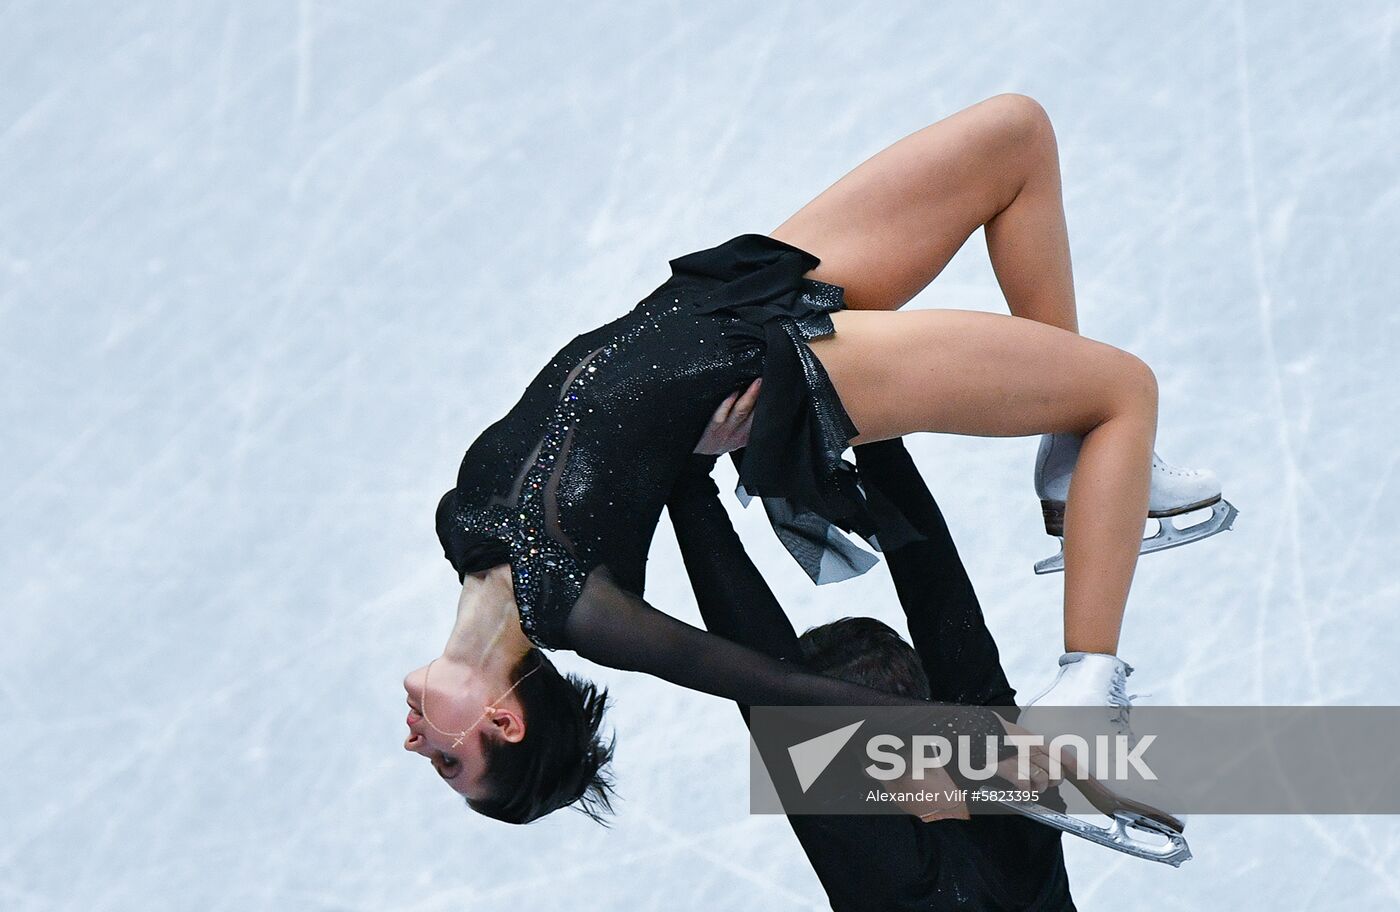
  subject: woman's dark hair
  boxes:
[798,616,932,701]
[465,649,615,825]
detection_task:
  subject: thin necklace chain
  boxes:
[421,654,543,749]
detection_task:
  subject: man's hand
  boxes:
[907,717,1059,823]
[893,765,971,822]
[693,379,761,455]
[994,714,1062,793]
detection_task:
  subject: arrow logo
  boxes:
[787,720,865,793]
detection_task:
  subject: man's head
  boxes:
[798,616,931,699]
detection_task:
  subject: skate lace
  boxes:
[1108,664,1136,731]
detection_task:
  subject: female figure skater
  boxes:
[403,94,1228,824]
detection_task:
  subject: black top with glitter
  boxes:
[436,234,898,650]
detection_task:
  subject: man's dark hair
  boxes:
[798,616,931,700]
[465,650,615,825]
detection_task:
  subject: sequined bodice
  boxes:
[439,282,756,642]
[436,234,861,649]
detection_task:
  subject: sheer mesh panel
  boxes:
[501,345,606,513]
[564,567,1004,769]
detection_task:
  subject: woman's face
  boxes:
[402,659,502,800]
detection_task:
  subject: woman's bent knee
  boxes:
[1077,346,1157,431]
[1112,351,1159,414]
[983,92,1055,142]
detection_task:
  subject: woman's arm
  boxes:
[563,566,945,710]
[561,561,1037,800]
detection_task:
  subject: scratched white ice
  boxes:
[3,2,1398,909]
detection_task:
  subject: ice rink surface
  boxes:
[4,1,1399,909]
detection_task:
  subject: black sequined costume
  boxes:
[438,233,877,647]
[435,233,999,741]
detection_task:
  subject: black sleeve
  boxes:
[564,567,988,713]
[665,454,803,667]
[561,544,1003,762]
[853,440,1018,708]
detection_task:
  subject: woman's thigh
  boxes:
[812,309,1145,444]
[769,94,1051,312]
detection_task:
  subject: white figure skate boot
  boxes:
[1025,651,1134,711]
[1020,653,1138,787]
[996,652,1191,866]
[1032,432,1239,574]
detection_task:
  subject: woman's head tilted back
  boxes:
[404,649,615,825]
[468,651,615,823]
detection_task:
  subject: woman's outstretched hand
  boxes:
[693,379,762,455]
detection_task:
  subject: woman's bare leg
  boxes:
[810,309,1156,654]
[771,93,1078,332]
[770,93,1143,652]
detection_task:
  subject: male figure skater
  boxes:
[667,440,1075,911]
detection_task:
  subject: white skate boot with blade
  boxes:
[1022,651,1142,762]
[997,653,1191,866]
[1032,432,1239,574]
[1022,651,1137,737]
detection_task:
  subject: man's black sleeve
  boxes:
[665,454,941,912]
[853,440,1019,709]
[665,454,804,675]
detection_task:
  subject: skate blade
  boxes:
[1032,499,1239,575]
[985,795,1193,867]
